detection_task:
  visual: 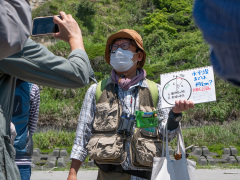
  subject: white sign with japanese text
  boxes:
[160,66,216,108]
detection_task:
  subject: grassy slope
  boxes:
[32,0,240,132]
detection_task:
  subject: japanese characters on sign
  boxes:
[161,66,216,108]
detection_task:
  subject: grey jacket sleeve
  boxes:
[0,38,96,88]
[0,0,32,60]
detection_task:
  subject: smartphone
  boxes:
[32,16,61,36]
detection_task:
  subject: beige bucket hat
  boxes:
[105,29,146,68]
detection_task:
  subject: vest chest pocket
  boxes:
[93,103,118,132]
[130,130,162,168]
[86,134,126,164]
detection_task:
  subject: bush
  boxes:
[33,130,75,153]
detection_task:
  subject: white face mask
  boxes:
[110,48,137,72]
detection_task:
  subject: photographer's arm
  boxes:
[53,11,84,51]
[0,40,96,88]
[0,11,97,88]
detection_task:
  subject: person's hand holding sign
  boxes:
[172,100,194,114]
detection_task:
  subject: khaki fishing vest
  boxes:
[86,82,163,169]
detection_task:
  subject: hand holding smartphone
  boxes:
[32,11,84,51]
[32,15,61,36]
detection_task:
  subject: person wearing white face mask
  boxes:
[110,46,138,72]
[68,29,195,180]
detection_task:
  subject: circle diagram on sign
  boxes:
[162,76,192,105]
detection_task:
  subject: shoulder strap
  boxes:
[146,79,159,108]
[96,78,159,107]
[95,77,109,103]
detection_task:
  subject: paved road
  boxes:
[31,169,240,180]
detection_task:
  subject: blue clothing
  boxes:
[17,165,31,180]
[193,0,240,86]
[12,81,32,157]
[12,80,40,169]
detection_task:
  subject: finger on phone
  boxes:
[67,14,73,19]
[53,32,61,39]
[60,11,67,20]
[53,15,62,24]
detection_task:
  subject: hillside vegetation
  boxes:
[32,0,240,129]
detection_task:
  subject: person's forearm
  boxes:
[167,110,182,131]
[69,38,85,51]
[0,38,96,89]
[68,159,82,177]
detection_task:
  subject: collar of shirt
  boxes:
[105,69,148,90]
[106,77,148,90]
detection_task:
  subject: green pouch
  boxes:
[135,111,158,128]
